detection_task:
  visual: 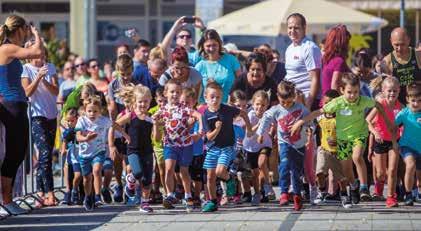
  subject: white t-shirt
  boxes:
[284,37,322,98]
[75,115,112,158]
[243,110,272,152]
[21,63,58,119]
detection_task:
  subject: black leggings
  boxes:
[0,102,29,179]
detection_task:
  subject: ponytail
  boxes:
[0,24,9,46]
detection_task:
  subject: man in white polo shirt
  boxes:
[284,13,322,110]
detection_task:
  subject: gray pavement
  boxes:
[1,189,421,231]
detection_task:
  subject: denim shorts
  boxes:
[79,151,106,176]
[203,146,235,169]
[163,145,193,167]
[400,146,421,170]
[103,157,113,171]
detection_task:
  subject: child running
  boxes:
[152,79,203,211]
[243,90,273,206]
[313,89,352,208]
[257,80,311,211]
[291,74,396,207]
[111,84,157,213]
[76,95,129,211]
[366,76,402,207]
[202,82,252,212]
[395,82,421,206]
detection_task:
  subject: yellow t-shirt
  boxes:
[318,115,337,153]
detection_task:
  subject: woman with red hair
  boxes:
[321,25,351,96]
[159,46,202,98]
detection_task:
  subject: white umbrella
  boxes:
[208,0,388,36]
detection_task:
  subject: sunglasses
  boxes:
[178,35,192,39]
[90,64,99,69]
[75,63,85,68]
[64,66,74,71]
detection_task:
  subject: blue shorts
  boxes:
[164,145,193,167]
[103,158,113,171]
[400,146,421,170]
[203,146,235,169]
[79,151,106,176]
[72,162,81,173]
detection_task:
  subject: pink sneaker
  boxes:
[220,195,229,206]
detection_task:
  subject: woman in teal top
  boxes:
[0,15,44,215]
[195,29,241,103]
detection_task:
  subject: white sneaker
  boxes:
[264,184,276,200]
[309,185,318,205]
[4,202,29,215]
[251,193,261,206]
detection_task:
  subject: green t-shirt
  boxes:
[323,95,375,140]
[149,105,163,149]
[75,75,90,87]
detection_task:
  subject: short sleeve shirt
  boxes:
[230,73,278,104]
[59,79,76,102]
[395,107,421,152]
[284,37,322,97]
[108,78,139,113]
[21,63,58,119]
[75,115,112,158]
[153,103,193,147]
[203,104,240,148]
[323,95,375,140]
[195,53,241,103]
[317,115,337,153]
[159,67,202,89]
[243,110,272,152]
[321,56,350,96]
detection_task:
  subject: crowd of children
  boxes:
[59,53,421,213]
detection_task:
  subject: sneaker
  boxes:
[314,192,327,205]
[4,202,29,215]
[251,193,261,206]
[125,184,136,198]
[341,194,352,209]
[139,202,153,213]
[113,185,124,203]
[372,192,384,201]
[220,195,229,206]
[185,197,194,212]
[101,188,112,204]
[260,194,269,203]
[202,200,218,212]
[94,195,103,207]
[83,196,94,212]
[360,188,371,201]
[163,196,177,209]
[241,192,252,203]
[279,193,289,206]
[226,177,236,197]
[71,189,80,205]
[324,192,340,202]
[351,188,360,205]
[309,185,318,205]
[404,194,414,206]
[264,184,276,201]
[60,192,71,205]
[232,194,242,204]
[386,195,398,208]
[293,195,303,211]
[417,193,421,203]
[193,197,202,208]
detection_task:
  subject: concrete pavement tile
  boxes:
[330,219,372,231]
[334,212,373,220]
[238,222,281,231]
[157,222,208,231]
[198,221,247,231]
[248,211,289,221]
[372,212,410,220]
[297,212,336,220]
[372,220,413,230]
[290,220,332,231]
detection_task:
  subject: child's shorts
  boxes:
[400,146,421,170]
[79,151,106,176]
[316,147,346,181]
[203,146,235,169]
[153,146,165,165]
[114,138,127,156]
[164,145,193,167]
[72,162,81,173]
[373,140,394,154]
[103,157,114,171]
[245,147,272,169]
[337,137,367,161]
[190,155,204,181]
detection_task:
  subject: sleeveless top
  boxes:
[373,98,402,141]
[0,57,26,102]
[391,48,421,103]
[127,112,154,155]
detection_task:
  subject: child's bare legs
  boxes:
[83,174,93,197]
[207,169,217,200]
[387,149,399,197]
[164,159,177,194]
[258,153,269,189]
[352,145,367,187]
[92,164,103,196]
[73,172,82,189]
[179,166,192,196]
[103,169,112,189]
[157,161,166,194]
[373,152,387,196]
[251,168,260,194]
[341,159,355,188]
[403,156,416,193]
[113,155,123,186]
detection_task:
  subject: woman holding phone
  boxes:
[0,15,44,215]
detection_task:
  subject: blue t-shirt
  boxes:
[203,104,240,148]
[0,58,26,102]
[132,63,149,83]
[195,53,240,103]
[233,124,245,151]
[395,107,421,152]
[192,121,204,156]
[188,49,202,67]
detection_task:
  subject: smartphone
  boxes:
[125,28,136,38]
[183,16,195,24]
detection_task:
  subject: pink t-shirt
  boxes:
[321,56,350,96]
[373,99,402,141]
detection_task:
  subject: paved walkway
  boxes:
[1,194,421,231]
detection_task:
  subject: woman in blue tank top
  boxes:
[0,15,43,215]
